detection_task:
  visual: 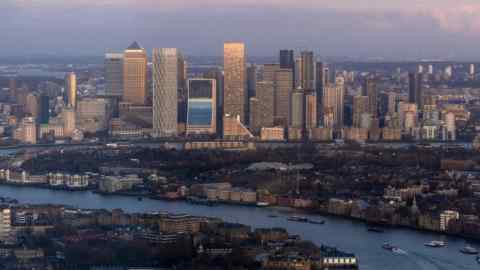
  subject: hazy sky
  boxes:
[3,0,480,59]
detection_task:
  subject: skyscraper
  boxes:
[279,50,295,88]
[123,42,147,105]
[152,48,181,138]
[105,53,124,97]
[64,72,77,108]
[290,89,305,128]
[300,51,314,90]
[315,62,325,126]
[223,42,246,123]
[322,77,345,128]
[305,93,317,129]
[39,95,49,124]
[362,76,378,117]
[186,79,217,136]
[353,96,369,128]
[249,81,275,134]
[409,72,423,110]
[262,64,293,127]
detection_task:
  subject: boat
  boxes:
[425,241,446,248]
[257,202,270,207]
[367,226,384,233]
[382,243,406,254]
[308,220,325,225]
[287,216,309,222]
[460,245,479,255]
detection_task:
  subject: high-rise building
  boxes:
[428,64,434,75]
[203,68,224,135]
[300,51,314,90]
[353,96,369,128]
[8,78,16,103]
[294,57,302,88]
[223,42,246,123]
[105,53,124,97]
[123,42,147,105]
[362,76,378,117]
[305,93,317,129]
[25,93,39,118]
[249,81,275,134]
[39,95,49,124]
[247,64,257,99]
[64,72,77,108]
[62,107,76,137]
[186,79,217,136]
[152,48,181,138]
[315,62,325,126]
[470,64,475,79]
[14,117,37,144]
[409,72,423,110]
[290,89,305,128]
[263,64,293,127]
[0,208,11,243]
[322,77,345,128]
[279,50,295,88]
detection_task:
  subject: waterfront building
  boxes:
[64,72,77,108]
[152,48,182,138]
[309,127,333,141]
[105,53,124,97]
[0,208,11,243]
[186,78,217,136]
[440,210,460,231]
[224,42,247,123]
[260,127,285,141]
[123,42,147,105]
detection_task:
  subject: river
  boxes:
[0,185,476,270]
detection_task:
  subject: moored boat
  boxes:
[460,245,479,255]
[287,216,309,222]
[425,240,446,248]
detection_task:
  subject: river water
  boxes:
[0,185,476,270]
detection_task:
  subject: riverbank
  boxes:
[0,184,476,270]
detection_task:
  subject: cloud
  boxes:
[430,4,480,35]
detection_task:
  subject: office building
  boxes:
[25,93,39,118]
[262,65,293,127]
[152,48,181,138]
[64,72,77,108]
[290,89,305,128]
[322,77,345,128]
[14,117,37,144]
[249,81,275,134]
[409,72,423,110]
[353,96,369,128]
[279,50,295,88]
[224,42,246,123]
[300,51,314,90]
[186,79,217,135]
[62,107,76,137]
[105,53,124,97]
[0,208,11,243]
[76,98,112,133]
[123,42,147,105]
[363,76,378,117]
[440,210,459,231]
[39,95,49,124]
[247,64,257,98]
[315,62,325,126]
[305,93,317,129]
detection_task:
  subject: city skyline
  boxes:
[2,1,480,60]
